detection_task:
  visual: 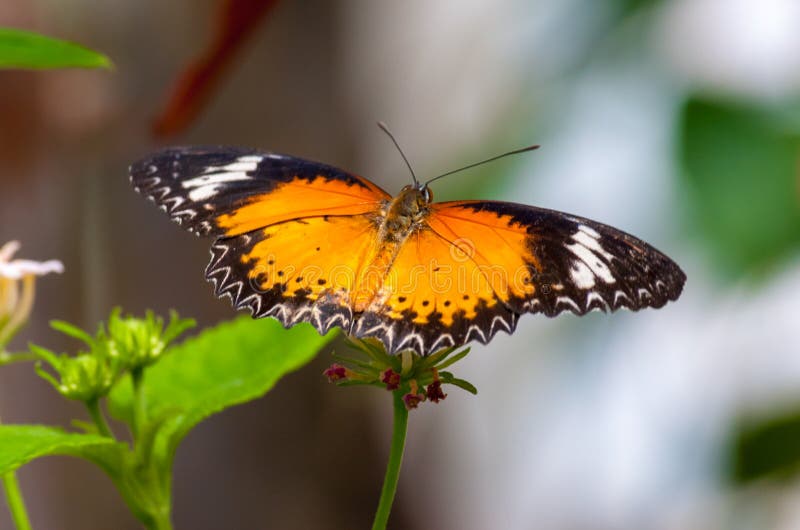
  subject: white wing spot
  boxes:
[572,230,615,261]
[203,160,259,174]
[614,290,632,305]
[556,296,581,312]
[188,185,221,201]
[578,224,601,239]
[585,291,608,310]
[566,242,616,284]
[182,171,252,189]
[569,260,596,289]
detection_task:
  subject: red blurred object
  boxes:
[152,0,280,138]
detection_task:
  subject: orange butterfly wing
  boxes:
[352,224,521,354]
[353,200,685,354]
[130,146,388,236]
[131,146,389,333]
[208,214,381,333]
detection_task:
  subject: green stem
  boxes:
[109,471,172,530]
[0,352,38,366]
[2,472,33,530]
[86,398,114,438]
[371,390,409,530]
[145,509,173,530]
[131,367,146,437]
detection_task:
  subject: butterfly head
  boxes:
[386,184,433,228]
[399,183,433,208]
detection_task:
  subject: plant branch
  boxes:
[371,390,409,530]
[0,352,38,366]
[2,472,33,530]
[148,510,173,530]
[86,398,114,438]
[131,367,146,437]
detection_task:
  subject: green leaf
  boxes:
[439,372,478,395]
[679,97,800,277]
[109,317,333,457]
[727,407,800,484]
[345,336,398,370]
[0,28,111,70]
[0,425,119,475]
[50,320,95,347]
[435,347,471,371]
[417,346,457,371]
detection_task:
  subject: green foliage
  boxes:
[728,407,800,484]
[0,426,119,475]
[32,309,195,401]
[104,309,196,370]
[616,0,662,15]
[329,338,477,405]
[0,28,111,70]
[332,340,477,528]
[679,97,800,277]
[2,310,333,530]
[109,316,330,447]
[33,346,122,402]
[438,371,478,395]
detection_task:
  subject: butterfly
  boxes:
[130,146,686,356]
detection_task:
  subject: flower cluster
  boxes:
[33,308,195,402]
[0,241,63,355]
[323,337,477,410]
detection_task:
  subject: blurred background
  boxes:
[2,0,800,528]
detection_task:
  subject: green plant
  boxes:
[325,337,477,530]
[0,28,111,70]
[1,310,332,530]
[0,240,471,530]
[0,244,336,530]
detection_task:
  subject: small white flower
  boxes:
[0,241,64,351]
[0,241,64,280]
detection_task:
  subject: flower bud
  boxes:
[426,380,447,403]
[33,345,121,402]
[323,363,348,382]
[402,392,426,410]
[380,368,401,391]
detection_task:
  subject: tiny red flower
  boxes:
[323,363,348,383]
[380,368,401,390]
[426,380,447,403]
[402,392,426,410]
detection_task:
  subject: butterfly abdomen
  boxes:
[351,186,434,313]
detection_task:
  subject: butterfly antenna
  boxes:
[424,144,540,187]
[377,121,419,186]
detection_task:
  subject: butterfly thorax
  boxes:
[353,185,432,312]
[380,185,431,240]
